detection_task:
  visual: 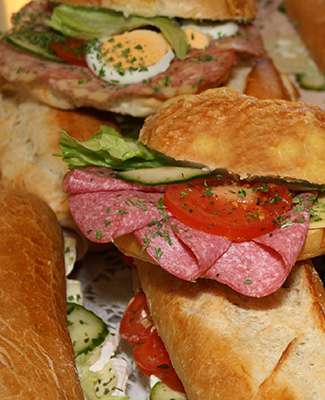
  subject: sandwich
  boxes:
[0,0,265,116]
[0,188,130,399]
[0,188,84,399]
[61,87,325,297]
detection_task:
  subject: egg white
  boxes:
[86,38,175,85]
[183,21,239,41]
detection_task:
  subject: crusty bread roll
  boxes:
[284,0,325,73]
[140,87,325,186]
[0,91,108,227]
[136,259,325,400]
[0,189,84,399]
[56,0,256,20]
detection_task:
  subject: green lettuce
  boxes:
[48,5,189,59]
[59,125,166,170]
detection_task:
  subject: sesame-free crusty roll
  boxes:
[0,189,84,399]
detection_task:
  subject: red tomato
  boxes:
[133,330,185,392]
[51,38,87,67]
[164,180,292,242]
[120,292,152,344]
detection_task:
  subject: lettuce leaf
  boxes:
[59,125,166,170]
[48,5,188,59]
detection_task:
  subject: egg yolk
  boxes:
[101,30,171,72]
[184,27,210,49]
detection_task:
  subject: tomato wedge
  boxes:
[51,38,87,67]
[120,292,152,344]
[133,330,184,392]
[165,180,292,242]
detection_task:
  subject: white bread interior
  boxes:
[136,259,325,400]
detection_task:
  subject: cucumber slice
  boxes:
[296,62,325,91]
[117,167,209,185]
[5,29,64,62]
[150,382,186,400]
[67,279,83,305]
[67,303,108,356]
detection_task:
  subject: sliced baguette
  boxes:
[136,259,325,400]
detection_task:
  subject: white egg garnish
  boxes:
[86,29,175,85]
[183,21,239,49]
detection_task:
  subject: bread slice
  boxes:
[140,87,325,186]
[0,189,84,399]
[136,259,325,400]
[0,91,107,227]
[55,0,256,20]
[284,0,325,73]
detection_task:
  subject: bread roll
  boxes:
[0,189,84,399]
[136,259,325,400]
[0,91,107,227]
[140,87,325,186]
[284,0,325,73]
[56,0,256,20]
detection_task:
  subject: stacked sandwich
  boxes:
[0,1,325,399]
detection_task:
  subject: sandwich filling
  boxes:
[0,1,263,114]
[60,126,322,298]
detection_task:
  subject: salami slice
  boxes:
[64,168,166,194]
[69,191,163,243]
[135,223,201,281]
[204,241,288,297]
[253,211,309,271]
[171,219,231,272]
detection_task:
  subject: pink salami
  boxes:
[64,168,165,194]
[204,241,288,297]
[135,223,201,281]
[171,219,231,272]
[69,191,163,243]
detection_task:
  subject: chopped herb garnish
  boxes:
[269,194,282,204]
[238,189,247,198]
[116,209,128,215]
[155,247,163,260]
[244,277,253,285]
[96,230,103,240]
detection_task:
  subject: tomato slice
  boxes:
[51,38,87,67]
[164,180,292,242]
[120,292,152,344]
[133,330,184,392]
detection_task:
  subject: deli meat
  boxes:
[65,169,310,297]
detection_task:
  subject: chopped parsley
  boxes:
[155,247,163,260]
[244,277,253,285]
[95,230,103,240]
[238,188,247,198]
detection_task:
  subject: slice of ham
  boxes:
[65,168,310,297]
[64,168,166,194]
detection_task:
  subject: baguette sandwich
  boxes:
[0,0,266,116]
[0,188,84,399]
[61,87,325,297]
[0,188,131,399]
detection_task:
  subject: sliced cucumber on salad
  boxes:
[5,29,64,62]
[117,167,209,185]
[150,382,186,400]
[67,302,108,356]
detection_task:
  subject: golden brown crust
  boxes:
[56,0,256,20]
[0,189,83,399]
[284,0,325,73]
[140,88,325,185]
[0,92,105,227]
[136,260,325,400]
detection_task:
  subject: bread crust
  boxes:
[140,88,325,185]
[0,189,84,399]
[285,0,325,73]
[0,91,107,227]
[136,259,325,400]
[56,0,256,20]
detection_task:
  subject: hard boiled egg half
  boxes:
[86,29,174,85]
[183,22,239,49]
